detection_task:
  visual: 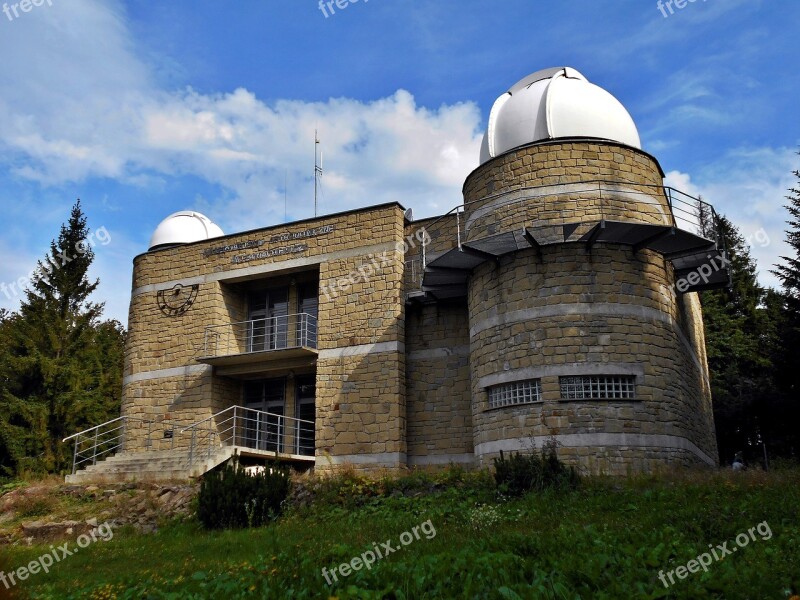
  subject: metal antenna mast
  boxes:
[314,130,323,217]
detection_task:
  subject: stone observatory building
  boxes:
[65,67,727,483]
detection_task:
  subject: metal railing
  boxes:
[63,416,154,475]
[420,180,722,268]
[179,405,316,467]
[202,313,317,358]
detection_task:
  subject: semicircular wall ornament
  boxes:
[156,283,199,317]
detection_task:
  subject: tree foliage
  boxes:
[0,201,124,476]
[772,155,800,395]
[700,160,800,466]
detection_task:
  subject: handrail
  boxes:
[179,405,314,434]
[419,179,722,268]
[180,405,316,467]
[203,313,316,334]
[202,313,318,357]
[62,415,153,443]
[63,415,156,475]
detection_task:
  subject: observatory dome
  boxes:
[149,211,224,250]
[479,67,641,165]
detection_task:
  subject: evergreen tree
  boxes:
[0,201,124,473]
[700,216,793,464]
[771,155,800,397]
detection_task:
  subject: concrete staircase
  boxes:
[65,447,236,484]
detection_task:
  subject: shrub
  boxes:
[197,458,290,530]
[493,440,580,497]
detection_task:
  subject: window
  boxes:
[559,375,636,400]
[487,379,542,409]
[247,286,289,351]
[295,375,316,456]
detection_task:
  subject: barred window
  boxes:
[559,375,636,400]
[487,379,542,409]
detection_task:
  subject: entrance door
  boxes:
[247,287,289,352]
[295,376,315,456]
[243,378,285,452]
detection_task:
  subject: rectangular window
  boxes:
[247,286,289,352]
[487,379,542,409]
[559,375,636,400]
[295,375,316,457]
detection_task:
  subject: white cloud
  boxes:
[664,146,799,290]
[0,1,483,232]
[0,0,484,323]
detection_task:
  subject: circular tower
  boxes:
[430,67,720,474]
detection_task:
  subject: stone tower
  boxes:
[417,67,723,473]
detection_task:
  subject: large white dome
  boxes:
[149,211,224,250]
[480,67,641,165]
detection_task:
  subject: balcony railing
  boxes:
[202,313,317,358]
[179,405,316,467]
[419,180,724,267]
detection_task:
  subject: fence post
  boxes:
[189,428,196,465]
[92,427,99,465]
[456,210,462,250]
[234,405,239,447]
[667,188,677,228]
[147,419,153,451]
[72,437,78,475]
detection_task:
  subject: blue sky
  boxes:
[0,0,797,324]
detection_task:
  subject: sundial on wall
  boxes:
[156,283,199,317]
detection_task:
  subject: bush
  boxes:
[493,440,580,497]
[197,458,291,529]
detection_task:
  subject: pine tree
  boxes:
[697,213,791,464]
[771,155,800,397]
[1,201,123,473]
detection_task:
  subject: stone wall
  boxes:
[123,203,409,470]
[467,243,717,474]
[462,142,670,241]
[405,302,474,467]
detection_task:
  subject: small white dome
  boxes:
[480,67,641,164]
[149,211,224,250]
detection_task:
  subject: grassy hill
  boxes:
[2,467,799,599]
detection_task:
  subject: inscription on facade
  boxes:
[232,244,309,264]
[202,240,264,258]
[269,224,335,243]
[204,224,335,264]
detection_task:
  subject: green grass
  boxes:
[4,469,800,599]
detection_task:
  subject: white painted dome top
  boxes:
[149,211,224,250]
[480,67,641,164]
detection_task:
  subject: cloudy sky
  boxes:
[0,0,797,324]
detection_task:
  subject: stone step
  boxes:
[66,447,237,484]
[104,450,193,461]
